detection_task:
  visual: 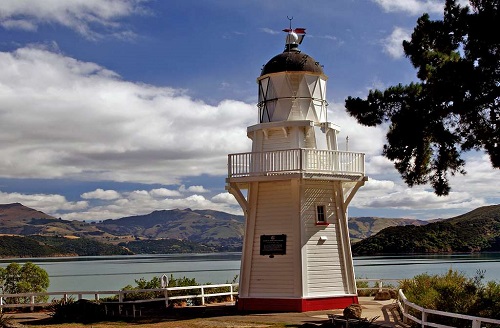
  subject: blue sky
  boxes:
[0,0,497,221]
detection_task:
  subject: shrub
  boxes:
[399,269,500,326]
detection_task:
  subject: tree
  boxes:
[345,0,499,195]
[0,262,50,303]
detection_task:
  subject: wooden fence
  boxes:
[0,283,238,311]
[397,289,500,328]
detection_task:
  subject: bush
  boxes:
[119,275,200,306]
[399,269,500,326]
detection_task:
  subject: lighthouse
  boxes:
[226,26,367,312]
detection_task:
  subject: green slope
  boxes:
[352,205,500,255]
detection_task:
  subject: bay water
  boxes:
[1,252,499,292]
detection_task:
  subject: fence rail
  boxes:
[2,280,500,327]
[228,149,365,178]
[0,283,238,311]
[397,289,500,328]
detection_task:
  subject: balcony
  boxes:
[227,149,365,181]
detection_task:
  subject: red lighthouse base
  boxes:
[237,295,358,312]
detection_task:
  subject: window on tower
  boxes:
[316,205,327,225]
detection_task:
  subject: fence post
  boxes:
[201,286,205,306]
[95,293,99,301]
[378,280,383,292]
[471,319,481,328]
[30,295,35,312]
[230,285,234,302]
[63,293,68,303]
[421,309,426,328]
[164,289,169,308]
[403,302,408,324]
[0,296,3,313]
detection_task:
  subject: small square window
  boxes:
[316,205,327,224]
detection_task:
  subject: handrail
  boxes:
[228,148,365,178]
[397,289,500,328]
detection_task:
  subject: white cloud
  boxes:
[260,27,280,35]
[0,46,254,185]
[329,102,386,155]
[212,192,238,205]
[372,0,444,15]
[382,27,411,59]
[62,190,242,221]
[81,189,121,200]
[0,0,146,40]
[0,191,88,215]
[149,188,182,198]
[179,185,210,193]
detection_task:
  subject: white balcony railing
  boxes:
[228,149,364,179]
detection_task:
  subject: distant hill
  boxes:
[352,205,500,255]
[0,202,436,257]
[96,208,245,249]
[348,217,428,242]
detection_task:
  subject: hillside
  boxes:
[0,203,433,257]
[352,204,500,255]
[348,217,428,242]
[97,208,245,249]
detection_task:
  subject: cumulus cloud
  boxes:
[382,27,411,59]
[0,46,254,185]
[212,192,238,205]
[179,185,210,193]
[0,0,146,40]
[0,191,88,215]
[329,102,386,156]
[372,0,444,15]
[81,189,121,200]
[149,188,182,198]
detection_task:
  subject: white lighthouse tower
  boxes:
[227,26,366,312]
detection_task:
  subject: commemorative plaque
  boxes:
[260,234,286,256]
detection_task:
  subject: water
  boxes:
[0,252,499,292]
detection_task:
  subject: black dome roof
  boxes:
[261,47,324,76]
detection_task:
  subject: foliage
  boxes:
[31,235,132,256]
[120,274,201,306]
[352,205,500,255]
[0,262,49,304]
[400,269,500,326]
[0,236,60,257]
[0,313,14,328]
[119,239,216,254]
[50,297,104,323]
[345,0,500,195]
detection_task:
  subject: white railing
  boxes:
[356,278,400,292]
[228,149,365,178]
[397,289,500,328]
[0,283,238,311]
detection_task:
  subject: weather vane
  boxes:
[283,16,306,45]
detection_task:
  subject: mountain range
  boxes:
[1,202,498,257]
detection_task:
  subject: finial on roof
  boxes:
[282,17,306,50]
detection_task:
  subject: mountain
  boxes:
[0,203,434,256]
[352,204,500,255]
[348,217,428,242]
[97,208,245,248]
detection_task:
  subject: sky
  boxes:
[0,0,497,222]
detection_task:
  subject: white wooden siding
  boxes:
[248,181,296,297]
[302,181,347,296]
[262,129,290,152]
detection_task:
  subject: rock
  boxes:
[343,303,362,319]
[374,290,391,300]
